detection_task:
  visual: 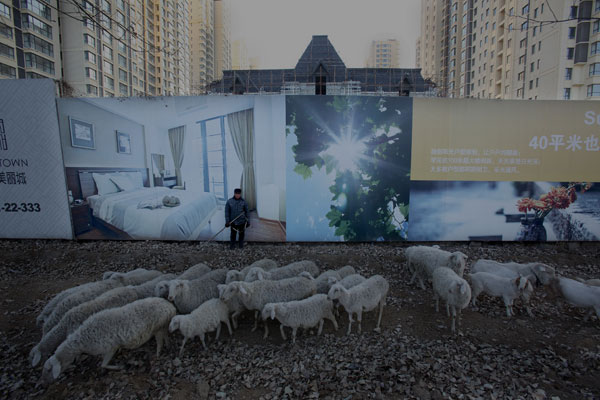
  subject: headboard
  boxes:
[65,167,150,200]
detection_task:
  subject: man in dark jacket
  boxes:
[225,188,249,249]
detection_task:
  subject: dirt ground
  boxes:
[0,240,599,399]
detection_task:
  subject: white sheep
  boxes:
[261,294,338,343]
[167,270,227,314]
[472,259,555,286]
[300,270,341,294]
[469,272,533,317]
[168,298,232,355]
[41,297,175,383]
[101,268,164,285]
[154,264,212,298]
[36,286,83,328]
[337,265,356,279]
[549,276,600,320]
[245,260,319,282]
[220,276,317,338]
[406,246,468,289]
[327,275,389,335]
[226,259,278,283]
[432,267,471,333]
[575,277,600,287]
[217,284,245,329]
[326,274,367,316]
[42,279,127,335]
[31,274,177,367]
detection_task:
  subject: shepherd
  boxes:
[225,188,249,249]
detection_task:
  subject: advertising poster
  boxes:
[0,80,72,239]
[56,95,286,241]
[410,99,600,241]
[286,96,413,241]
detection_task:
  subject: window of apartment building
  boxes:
[541,4,544,13]
[529,80,533,90]
[520,38,526,49]
[506,55,511,64]
[116,11,125,25]
[102,0,111,13]
[0,62,15,78]
[485,36,488,44]
[596,0,600,13]
[84,34,95,47]
[537,59,540,69]
[118,54,126,68]
[534,7,538,18]
[452,15,457,23]
[21,14,52,39]
[452,2,457,12]
[102,30,112,44]
[533,27,537,37]
[0,2,10,19]
[509,23,513,32]
[84,50,96,64]
[23,33,53,57]
[568,27,576,39]
[588,84,600,96]
[521,22,528,31]
[564,88,571,100]
[462,14,467,24]
[117,0,124,10]
[491,51,494,59]
[590,63,600,76]
[530,62,535,72]
[594,21,600,34]
[24,52,54,74]
[82,0,94,11]
[592,42,600,55]
[0,42,14,59]
[536,78,539,88]
[509,7,514,16]
[567,48,574,60]
[22,0,51,20]
[86,67,97,80]
[462,26,467,36]
[0,22,11,39]
[485,22,489,30]
[538,41,541,51]
[83,17,95,30]
[518,55,525,65]
[118,41,127,54]
[566,68,572,80]
[570,6,578,19]
[103,44,113,60]
[518,71,524,81]
[104,75,114,90]
[119,83,127,95]
[531,44,536,55]
[86,84,98,95]
[103,60,113,75]
[522,4,529,15]
[119,68,127,81]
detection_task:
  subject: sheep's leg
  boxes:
[471,290,480,307]
[263,321,270,339]
[374,299,385,333]
[356,310,363,334]
[100,349,120,370]
[251,311,259,332]
[445,302,450,317]
[178,337,188,357]
[292,327,297,344]
[347,312,354,335]
[200,333,207,350]
[215,324,222,341]
[225,318,233,336]
[155,329,167,357]
[231,312,240,330]
[409,270,417,284]
[450,306,457,333]
[434,293,439,313]
[584,309,594,322]
[317,319,324,336]
[327,310,339,331]
[280,324,287,340]
[418,276,426,290]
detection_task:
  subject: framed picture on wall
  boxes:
[69,117,95,149]
[116,131,131,154]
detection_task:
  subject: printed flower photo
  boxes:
[286,96,413,241]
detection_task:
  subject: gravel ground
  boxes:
[1,240,599,400]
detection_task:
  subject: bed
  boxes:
[66,167,218,240]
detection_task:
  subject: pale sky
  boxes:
[229,0,421,69]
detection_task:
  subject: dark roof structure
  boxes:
[208,35,433,95]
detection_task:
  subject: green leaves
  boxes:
[293,163,312,180]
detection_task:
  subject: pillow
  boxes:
[110,175,137,192]
[92,173,120,196]
[125,171,144,188]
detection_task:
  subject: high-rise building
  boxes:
[417,0,599,100]
[367,39,400,68]
[0,0,62,87]
[213,0,230,80]
[190,0,213,93]
[231,39,248,70]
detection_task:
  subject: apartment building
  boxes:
[367,39,400,68]
[232,39,248,70]
[0,0,62,84]
[417,0,598,100]
[213,0,230,80]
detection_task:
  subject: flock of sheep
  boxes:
[30,259,388,385]
[406,245,600,332]
[29,244,600,386]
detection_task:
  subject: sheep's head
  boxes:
[167,280,187,302]
[327,284,347,301]
[450,252,468,276]
[244,267,262,282]
[450,281,471,309]
[337,265,356,278]
[516,276,529,291]
[154,281,170,298]
[169,316,181,333]
[226,270,242,284]
[327,276,339,287]
[41,356,63,383]
[30,345,42,367]
[532,263,555,285]
[261,303,277,320]
[219,282,240,302]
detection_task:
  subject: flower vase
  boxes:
[516,217,547,241]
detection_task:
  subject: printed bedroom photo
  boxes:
[56,95,286,242]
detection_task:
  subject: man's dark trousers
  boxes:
[230,223,245,249]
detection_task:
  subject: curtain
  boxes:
[168,126,186,186]
[151,153,165,177]
[227,109,256,210]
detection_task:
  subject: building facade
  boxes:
[418,0,600,100]
[0,0,62,86]
[231,39,248,70]
[367,39,400,68]
[209,35,432,96]
[213,0,230,81]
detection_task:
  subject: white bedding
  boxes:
[87,187,218,240]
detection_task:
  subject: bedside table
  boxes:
[71,202,92,235]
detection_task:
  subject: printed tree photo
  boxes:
[286,96,412,241]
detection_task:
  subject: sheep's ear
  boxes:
[51,358,61,379]
[459,283,467,294]
[32,349,41,367]
[538,265,546,272]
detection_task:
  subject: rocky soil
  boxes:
[0,240,599,399]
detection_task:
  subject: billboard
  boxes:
[0,80,72,239]
[410,99,600,241]
[56,95,286,241]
